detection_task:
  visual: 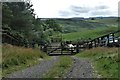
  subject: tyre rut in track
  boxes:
[65,56,95,78]
[6,56,60,78]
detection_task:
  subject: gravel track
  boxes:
[65,56,94,78]
[5,55,94,78]
[6,56,60,78]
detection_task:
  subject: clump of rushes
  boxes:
[2,44,49,76]
[76,47,119,78]
[43,56,73,78]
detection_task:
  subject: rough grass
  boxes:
[62,27,118,41]
[2,44,50,77]
[43,56,73,78]
[76,47,119,78]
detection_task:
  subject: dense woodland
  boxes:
[2,1,62,48]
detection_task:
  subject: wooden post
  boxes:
[46,45,48,53]
[112,33,115,42]
[87,41,89,49]
[86,42,88,49]
[89,41,92,49]
[92,41,94,47]
[71,47,73,54]
[94,40,97,47]
[107,35,109,46]
[97,38,100,47]
[101,37,104,47]
[44,45,47,53]
[76,43,79,53]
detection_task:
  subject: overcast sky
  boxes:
[31,0,120,18]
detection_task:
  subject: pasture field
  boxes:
[56,19,108,33]
[76,47,119,78]
[55,17,118,33]
[62,27,118,41]
[2,44,50,77]
[86,17,118,26]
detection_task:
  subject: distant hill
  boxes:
[85,17,118,26]
[39,17,118,33]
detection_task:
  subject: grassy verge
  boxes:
[76,47,119,78]
[43,56,73,78]
[2,44,50,77]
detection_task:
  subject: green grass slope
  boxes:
[54,17,118,33]
[62,27,118,41]
[55,19,109,33]
[86,17,118,27]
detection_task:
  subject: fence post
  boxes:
[97,38,100,47]
[94,39,97,47]
[112,33,115,43]
[100,37,104,47]
[44,44,47,53]
[86,42,88,49]
[107,35,109,46]
[89,41,92,49]
[76,43,79,53]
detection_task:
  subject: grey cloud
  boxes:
[70,5,90,13]
[95,5,109,9]
[59,11,72,17]
[59,5,91,17]
[90,10,112,16]
[90,5,110,16]
[59,5,111,17]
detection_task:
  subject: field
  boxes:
[76,47,119,78]
[62,27,118,41]
[86,17,118,26]
[48,17,118,41]
[54,17,118,33]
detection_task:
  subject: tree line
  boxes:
[2,1,62,48]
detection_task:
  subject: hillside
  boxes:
[86,17,118,27]
[44,17,117,33]
[49,17,118,41]
[62,27,118,41]
[55,18,109,33]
